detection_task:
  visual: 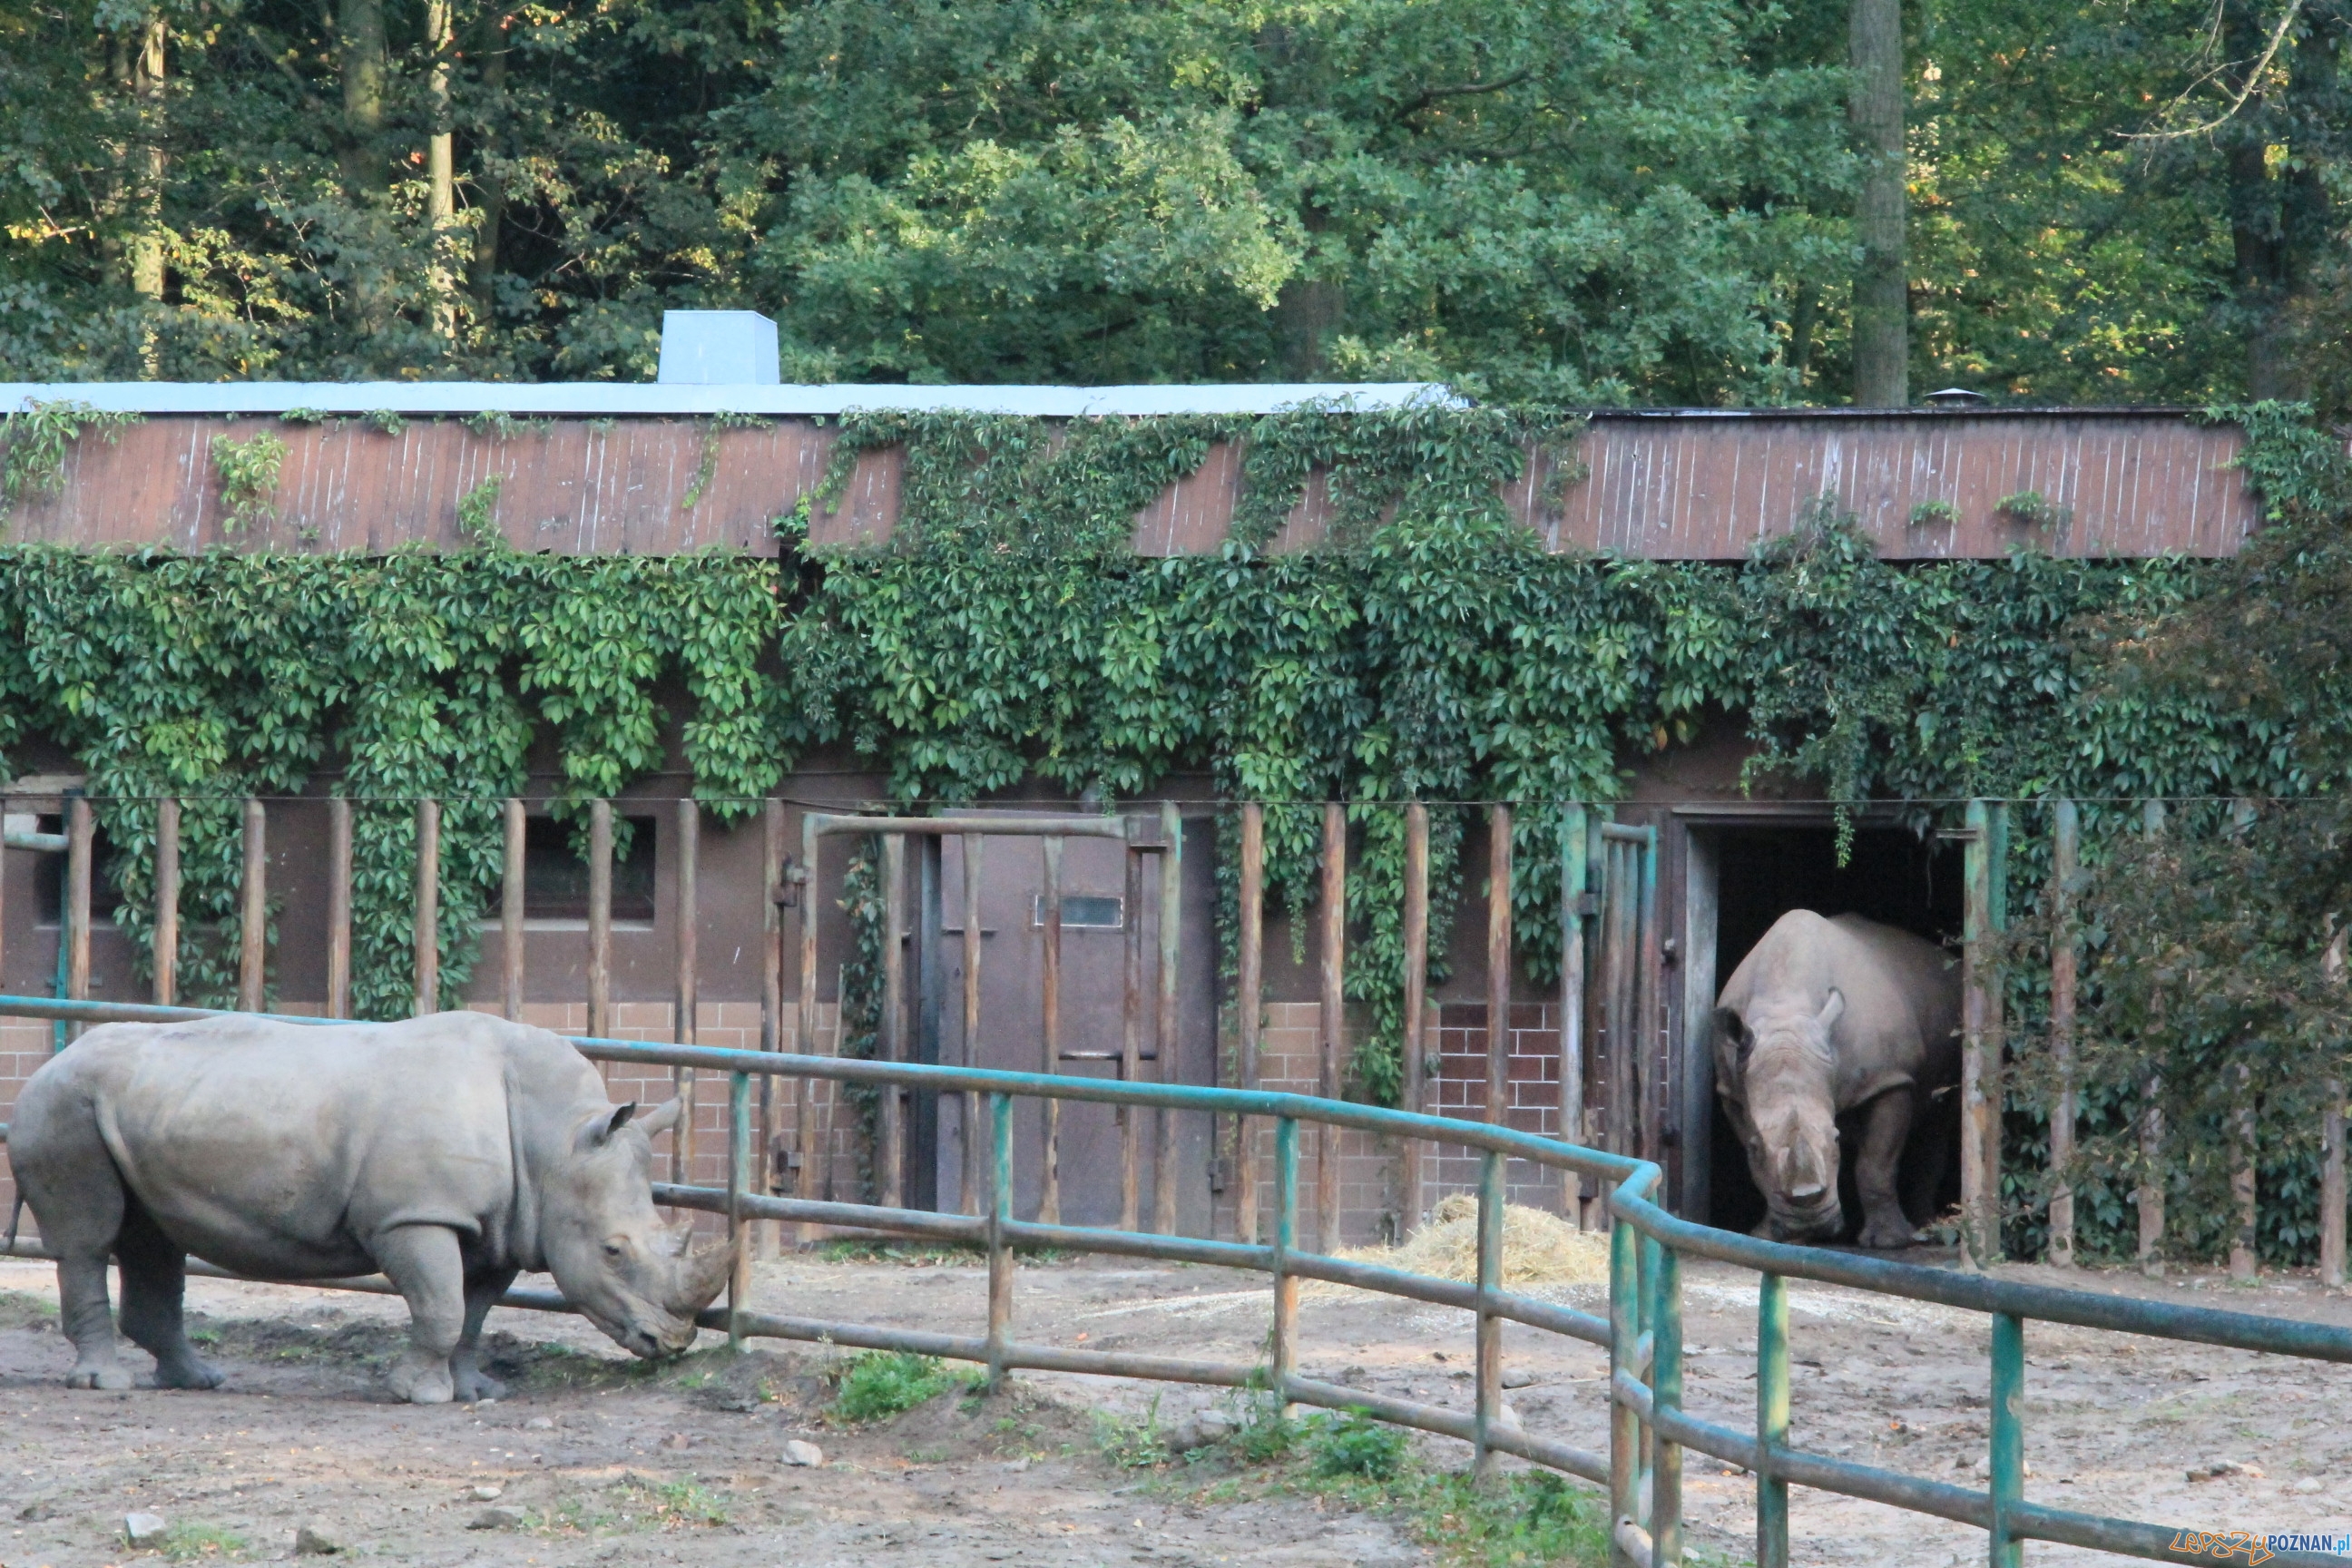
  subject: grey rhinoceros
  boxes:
[7,1010,730,1402]
[1712,910,1961,1248]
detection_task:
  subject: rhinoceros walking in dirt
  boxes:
[1713,910,1961,1248]
[7,1011,730,1402]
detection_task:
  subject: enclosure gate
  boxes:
[6,987,2352,1568]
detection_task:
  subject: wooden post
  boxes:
[152,798,180,1006]
[1237,804,1266,1245]
[588,799,612,1040]
[1039,834,1063,1225]
[66,797,93,1023]
[1318,802,1346,1253]
[1486,804,1513,1128]
[2046,799,2079,1266]
[2139,799,2167,1277]
[879,830,906,1210]
[2323,921,2347,1289]
[2230,799,2259,1284]
[759,799,785,1256]
[1560,804,1589,1226]
[413,798,440,1017]
[1400,802,1430,1235]
[960,833,984,1218]
[1960,799,1995,1267]
[675,797,701,1191]
[327,799,352,1019]
[1121,838,1145,1231]
[239,797,266,1012]
[1154,800,1182,1238]
[795,812,821,1245]
[502,799,526,1020]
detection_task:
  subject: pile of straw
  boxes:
[1312,1193,1611,1296]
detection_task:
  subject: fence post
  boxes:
[238,797,265,1012]
[2229,799,2259,1285]
[152,798,180,1006]
[879,829,905,1210]
[677,798,702,1192]
[1271,1115,1299,1410]
[2138,799,2167,1276]
[1472,1149,1504,1484]
[985,1091,1013,1391]
[2325,922,2347,1289]
[1237,804,1265,1245]
[1608,1207,1641,1567]
[1651,1240,1683,1566]
[1989,1312,2025,1568]
[1487,805,1514,1138]
[589,799,612,1042]
[758,799,784,1259]
[795,811,820,1245]
[413,798,439,1017]
[960,832,984,1220]
[726,1067,749,1350]
[502,799,526,1020]
[1960,799,1998,1266]
[1755,1272,1789,1568]
[1040,834,1063,1226]
[2047,799,2079,1266]
[1155,800,1183,1238]
[65,796,93,1044]
[1401,802,1430,1235]
[1318,803,1346,1253]
[327,798,351,1019]
[1122,835,1145,1231]
[1560,804,1588,1225]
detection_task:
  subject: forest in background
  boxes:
[2,0,2348,407]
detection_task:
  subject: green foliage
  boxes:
[1094,1399,1173,1468]
[1995,491,2070,531]
[156,1521,248,1560]
[209,432,287,532]
[0,400,138,511]
[830,1350,978,1422]
[456,475,505,547]
[1305,1409,1409,1480]
[365,411,408,437]
[1907,498,1959,528]
[543,1475,733,1533]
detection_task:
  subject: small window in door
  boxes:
[1031,894,1122,929]
[508,815,657,924]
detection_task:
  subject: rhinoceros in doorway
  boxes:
[7,1011,732,1402]
[1712,910,1962,1248]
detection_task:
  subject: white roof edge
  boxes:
[0,381,1465,417]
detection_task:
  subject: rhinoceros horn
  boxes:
[672,1235,736,1317]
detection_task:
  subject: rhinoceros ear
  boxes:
[579,1102,640,1152]
[1714,1008,1751,1061]
[1817,988,1846,1032]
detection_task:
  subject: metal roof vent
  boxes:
[1924,387,1988,408]
[657,310,780,385]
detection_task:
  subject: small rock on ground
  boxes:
[470,1484,505,1502]
[123,1513,169,1544]
[783,1438,825,1467]
[523,1416,554,1431]
[468,1507,526,1531]
[293,1524,342,1555]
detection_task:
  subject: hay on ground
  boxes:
[1308,1192,1610,1297]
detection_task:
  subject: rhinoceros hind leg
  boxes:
[1854,1088,1922,1249]
[115,1198,224,1390]
[15,1118,134,1390]
[374,1225,466,1405]
[449,1267,517,1403]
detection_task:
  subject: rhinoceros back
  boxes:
[10,1012,604,1281]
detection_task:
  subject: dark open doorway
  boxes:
[1686,821,1963,1238]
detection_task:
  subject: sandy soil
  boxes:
[0,1245,2347,1567]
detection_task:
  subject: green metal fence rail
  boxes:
[3,995,2347,1568]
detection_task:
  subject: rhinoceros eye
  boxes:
[603,1241,624,1259]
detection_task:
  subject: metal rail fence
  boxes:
[2,995,2347,1568]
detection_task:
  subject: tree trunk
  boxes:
[1274,203,1341,380]
[2222,0,2335,400]
[425,0,456,338]
[337,0,388,198]
[1848,0,1906,407]
[470,12,508,322]
[128,15,166,306]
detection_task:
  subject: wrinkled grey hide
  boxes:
[1713,911,1961,1248]
[8,1011,730,1403]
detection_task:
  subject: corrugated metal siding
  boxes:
[5,409,2261,558]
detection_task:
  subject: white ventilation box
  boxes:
[656,310,780,385]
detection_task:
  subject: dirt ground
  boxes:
[0,1243,2347,1567]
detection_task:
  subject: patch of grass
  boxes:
[1397,1471,1608,1567]
[543,1475,730,1534]
[816,1239,1074,1266]
[1094,1397,1170,1469]
[830,1350,980,1423]
[1305,1410,1409,1480]
[1219,1390,1299,1465]
[157,1521,248,1560]
[0,1289,58,1330]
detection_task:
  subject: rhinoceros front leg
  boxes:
[374,1225,470,1404]
[1855,1087,1920,1249]
[449,1268,518,1404]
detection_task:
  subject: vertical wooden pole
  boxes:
[1039,834,1063,1225]
[0,796,8,1008]
[1269,1116,1299,1404]
[588,799,612,1040]
[879,830,906,1210]
[985,1091,1014,1391]
[1989,1312,2025,1568]
[795,814,821,1245]
[66,798,94,1026]
[726,1066,750,1347]
[960,833,984,1219]
[2229,799,2259,1284]
[1154,800,1183,1237]
[2323,921,2347,1289]
[238,797,266,1012]
[152,798,180,1006]
[1560,804,1589,1225]
[2046,799,2079,1266]
[413,798,440,1017]
[1960,799,1995,1267]
[1317,802,1346,1253]
[1754,1273,1790,1568]
[1121,838,1145,1231]
[2139,799,2167,1276]
[1635,827,1662,1161]
[1471,1149,1504,1484]
[502,799,526,1020]
[1237,804,1265,1246]
[759,799,785,1256]
[674,797,701,1191]
[1485,804,1513,1128]
[327,798,352,1019]
[1400,802,1430,1235]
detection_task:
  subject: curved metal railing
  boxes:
[3,995,2348,1568]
